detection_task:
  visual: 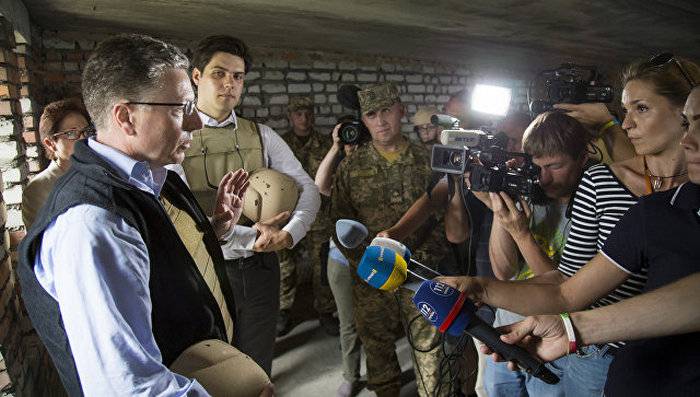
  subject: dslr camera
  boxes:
[337,118,370,145]
[336,84,370,145]
[430,115,541,199]
[528,63,613,115]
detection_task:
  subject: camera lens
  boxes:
[339,123,360,145]
[448,151,463,168]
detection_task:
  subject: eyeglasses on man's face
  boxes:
[53,125,94,141]
[646,52,697,89]
[125,99,197,116]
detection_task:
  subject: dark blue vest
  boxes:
[17,140,226,395]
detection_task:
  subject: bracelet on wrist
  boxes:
[559,312,580,355]
[598,118,620,135]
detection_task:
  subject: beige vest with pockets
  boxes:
[183,117,265,215]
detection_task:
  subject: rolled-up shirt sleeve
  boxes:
[260,124,321,247]
[35,205,210,396]
[600,201,645,275]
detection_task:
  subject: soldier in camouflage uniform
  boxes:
[331,82,453,397]
[277,96,338,336]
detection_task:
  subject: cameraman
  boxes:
[473,111,592,397]
[315,120,362,397]
[331,82,451,397]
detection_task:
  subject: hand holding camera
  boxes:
[489,191,533,242]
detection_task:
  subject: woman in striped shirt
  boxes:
[440,54,700,396]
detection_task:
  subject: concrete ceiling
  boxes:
[21,0,700,72]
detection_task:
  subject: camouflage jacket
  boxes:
[283,129,333,234]
[331,139,449,268]
[282,129,332,179]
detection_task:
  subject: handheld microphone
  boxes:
[371,237,441,277]
[369,237,412,262]
[412,280,560,385]
[357,245,409,290]
[335,219,369,248]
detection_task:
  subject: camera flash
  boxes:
[471,84,512,116]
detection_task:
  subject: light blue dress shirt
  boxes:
[34,138,210,396]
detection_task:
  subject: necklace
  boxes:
[643,156,688,193]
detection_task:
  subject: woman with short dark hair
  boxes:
[21,98,91,227]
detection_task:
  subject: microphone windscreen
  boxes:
[357,246,407,291]
[336,219,369,248]
[369,237,412,263]
[337,85,361,111]
[412,280,473,336]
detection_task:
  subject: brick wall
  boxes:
[0,15,24,394]
[238,50,529,137]
[37,31,529,139]
[0,17,66,396]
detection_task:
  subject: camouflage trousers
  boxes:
[352,275,450,397]
[278,229,336,314]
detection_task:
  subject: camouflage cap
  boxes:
[287,96,314,112]
[358,82,400,114]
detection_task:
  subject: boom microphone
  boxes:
[412,280,560,385]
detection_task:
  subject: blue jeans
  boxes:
[565,345,614,397]
[484,355,566,397]
[483,345,614,397]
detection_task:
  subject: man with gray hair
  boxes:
[17,34,252,395]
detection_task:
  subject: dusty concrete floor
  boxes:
[271,318,419,396]
[270,281,419,397]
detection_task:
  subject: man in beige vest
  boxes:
[180,35,320,376]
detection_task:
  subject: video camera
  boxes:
[527,63,614,115]
[429,115,541,199]
[336,85,370,145]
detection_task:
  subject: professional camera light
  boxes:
[471,84,512,116]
